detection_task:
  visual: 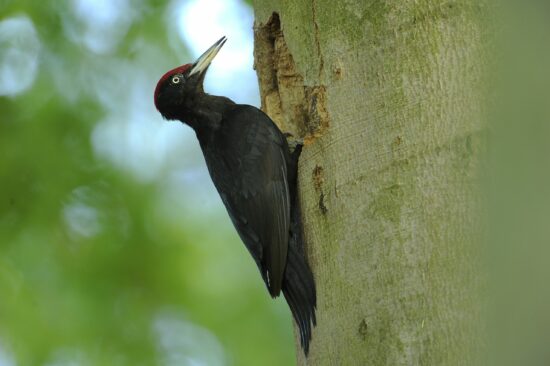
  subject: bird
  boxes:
[153,36,317,355]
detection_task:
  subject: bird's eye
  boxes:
[171,76,181,84]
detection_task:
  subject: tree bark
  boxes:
[252,1,488,365]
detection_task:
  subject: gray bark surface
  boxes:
[252,2,488,364]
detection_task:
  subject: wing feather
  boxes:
[203,105,291,296]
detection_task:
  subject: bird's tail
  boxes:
[282,203,317,355]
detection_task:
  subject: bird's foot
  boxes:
[284,133,304,156]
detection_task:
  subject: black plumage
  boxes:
[154,37,317,354]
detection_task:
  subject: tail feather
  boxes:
[282,246,317,354]
[283,282,307,347]
[283,142,316,355]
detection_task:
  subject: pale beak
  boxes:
[188,36,227,77]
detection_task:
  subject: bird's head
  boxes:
[154,36,227,120]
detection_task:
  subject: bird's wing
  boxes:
[210,105,290,297]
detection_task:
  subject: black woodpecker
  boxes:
[154,36,317,354]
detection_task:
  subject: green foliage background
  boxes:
[0,1,295,365]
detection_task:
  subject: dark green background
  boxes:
[0,1,295,364]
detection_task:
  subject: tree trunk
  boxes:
[252,1,488,365]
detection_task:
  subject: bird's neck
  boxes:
[181,93,235,133]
